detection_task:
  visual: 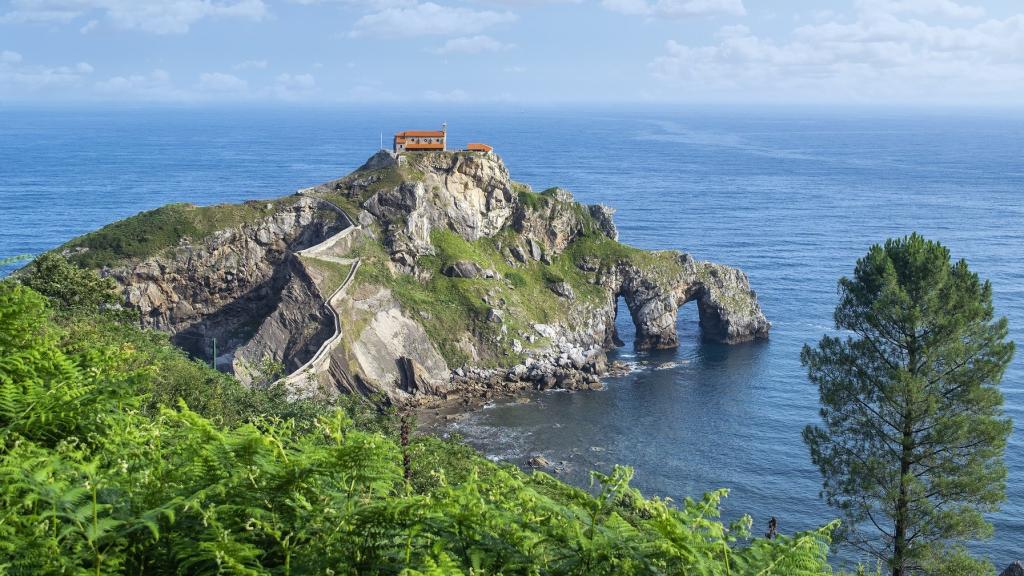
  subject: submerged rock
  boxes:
[1001,561,1024,576]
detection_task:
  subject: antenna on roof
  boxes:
[442,122,447,134]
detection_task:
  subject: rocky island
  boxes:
[57,150,770,406]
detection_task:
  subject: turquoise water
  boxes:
[2,106,1022,567]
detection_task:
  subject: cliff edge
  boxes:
[57,150,769,404]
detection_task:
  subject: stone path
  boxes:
[276,198,361,392]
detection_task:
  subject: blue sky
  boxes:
[1,0,1022,105]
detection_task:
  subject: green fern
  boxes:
[0,280,838,575]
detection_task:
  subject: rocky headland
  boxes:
[57,150,770,408]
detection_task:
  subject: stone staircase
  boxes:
[276,197,362,392]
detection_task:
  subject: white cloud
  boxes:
[275,72,315,89]
[602,0,745,18]
[649,3,1024,104]
[263,72,317,99]
[0,51,93,93]
[290,0,414,6]
[472,0,580,4]
[233,59,268,70]
[197,71,248,92]
[423,88,470,101]
[94,69,177,98]
[0,9,77,23]
[858,0,985,20]
[1,50,23,64]
[434,35,514,54]
[79,19,98,33]
[344,83,399,102]
[1,0,268,34]
[351,2,516,37]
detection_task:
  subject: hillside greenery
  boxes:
[350,226,616,368]
[58,197,304,269]
[300,256,353,298]
[0,259,841,575]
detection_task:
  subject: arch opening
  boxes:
[610,292,702,353]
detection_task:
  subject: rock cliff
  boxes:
[62,196,349,383]
[59,150,769,405]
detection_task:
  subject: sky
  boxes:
[0,0,1022,106]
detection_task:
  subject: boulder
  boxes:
[510,245,528,263]
[533,323,558,339]
[1001,562,1024,576]
[398,356,443,396]
[527,455,551,468]
[576,256,600,272]
[442,260,485,279]
[528,238,543,261]
[548,281,575,300]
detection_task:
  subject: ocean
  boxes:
[1,105,1021,568]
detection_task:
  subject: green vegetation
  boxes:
[352,228,610,367]
[354,235,491,368]
[60,197,303,269]
[802,234,1014,576]
[20,252,126,315]
[300,256,352,297]
[312,162,426,218]
[14,254,337,429]
[0,273,839,574]
[514,182,550,212]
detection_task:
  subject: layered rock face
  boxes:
[604,255,770,348]
[104,197,348,377]
[356,151,517,265]
[78,150,769,405]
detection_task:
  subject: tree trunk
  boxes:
[893,436,911,576]
[893,341,918,576]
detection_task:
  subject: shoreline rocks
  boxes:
[1001,561,1024,576]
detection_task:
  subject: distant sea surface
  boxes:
[2,106,1022,568]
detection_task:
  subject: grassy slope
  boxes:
[312,161,426,218]
[300,256,352,297]
[60,196,304,269]
[343,206,666,370]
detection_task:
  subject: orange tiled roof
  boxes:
[395,130,446,138]
[466,143,493,152]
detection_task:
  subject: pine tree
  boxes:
[803,233,1014,575]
